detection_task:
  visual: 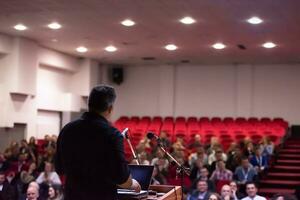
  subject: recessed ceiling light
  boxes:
[48,22,62,30]
[262,42,276,48]
[51,39,58,42]
[165,44,178,51]
[76,46,88,53]
[247,17,263,24]
[105,45,117,52]
[179,17,196,25]
[212,43,226,50]
[121,19,135,27]
[14,24,27,31]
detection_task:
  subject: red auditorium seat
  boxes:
[164,116,174,123]
[187,117,198,123]
[175,116,186,123]
[130,116,140,123]
[261,117,272,124]
[223,117,234,124]
[119,116,130,122]
[153,116,163,123]
[248,117,259,125]
[199,117,210,124]
[235,117,247,124]
[211,117,222,124]
[251,134,263,144]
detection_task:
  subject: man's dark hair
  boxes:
[241,156,249,161]
[245,181,257,188]
[88,85,116,113]
[0,171,5,176]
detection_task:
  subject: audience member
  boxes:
[208,193,222,200]
[210,160,233,182]
[36,162,61,186]
[188,134,203,149]
[209,149,227,174]
[229,181,245,200]
[25,186,39,200]
[188,180,211,200]
[226,147,242,172]
[0,171,16,200]
[189,146,208,167]
[0,153,9,172]
[234,157,257,185]
[220,185,233,200]
[191,167,215,192]
[272,193,298,200]
[249,147,268,173]
[259,136,274,160]
[151,150,169,176]
[241,182,266,200]
[47,185,63,200]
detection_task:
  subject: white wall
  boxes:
[110,64,300,125]
[0,34,99,140]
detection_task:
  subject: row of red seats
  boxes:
[115,116,287,143]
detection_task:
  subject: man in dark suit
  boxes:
[55,85,141,200]
[0,171,16,200]
[188,180,211,200]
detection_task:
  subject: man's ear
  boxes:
[108,105,113,114]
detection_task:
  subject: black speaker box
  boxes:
[111,67,124,85]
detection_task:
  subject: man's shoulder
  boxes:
[255,195,267,200]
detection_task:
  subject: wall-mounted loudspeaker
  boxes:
[111,66,124,85]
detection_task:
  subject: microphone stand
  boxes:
[156,140,190,198]
[124,132,141,165]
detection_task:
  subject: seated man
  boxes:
[210,160,233,182]
[25,186,39,200]
[241,181,266,200]
[188,180,211,200]
[234,157,257,185]
[249,147,268,173]
[0,171,16,200]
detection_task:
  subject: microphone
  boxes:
[147,132,159,140]
[147,132,161,144]
[121,127,129,139]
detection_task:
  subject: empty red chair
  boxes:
[187,117,198,123]
[235,117,247,124]
[199,117,210,124]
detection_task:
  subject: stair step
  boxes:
[266,172,300,180]
[285,145,300,148]
[279,149,300,154]
[278,154,300,159]
[260,180,300,185]
[259,188,295,196]
[277,159,300,164]
[271,166,300,173]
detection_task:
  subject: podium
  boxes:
[148,185,182,200]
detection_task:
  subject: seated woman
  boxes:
[36,162,61,199]
[47,185,63,200]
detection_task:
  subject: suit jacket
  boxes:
[55,112,130,200]
[188,191,211,200]
[249,156,268,168]
[0,181,17,200]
